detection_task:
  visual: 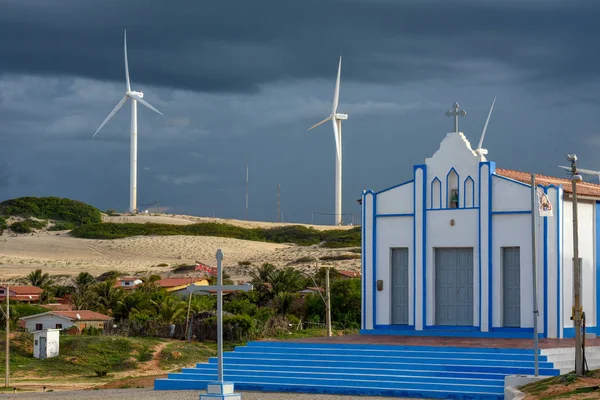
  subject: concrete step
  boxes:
[154,377,504,399]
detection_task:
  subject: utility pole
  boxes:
[325,267,332,337]
[5,285,9,388]
[184,291,192,341]
[277,184,281,222]
[530,173,540,376]
[568,154,583,376]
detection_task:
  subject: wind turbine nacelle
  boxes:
[128,91,144,98]
[476,148,488,155]
[335,113,348,120]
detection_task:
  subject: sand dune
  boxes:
[0,214,360,283]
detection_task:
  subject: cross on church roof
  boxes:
[445,102,467,133]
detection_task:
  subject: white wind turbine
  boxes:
[474,96,496,160]
[93,30,163,213]
[308,57,348,226]
[559,165,600,182]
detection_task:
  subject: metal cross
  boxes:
[185,249,252,384]
[445,102,467,133]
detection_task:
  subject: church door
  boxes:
[503,247,521,327]
[435,248,474,326]
[391,248,409,324]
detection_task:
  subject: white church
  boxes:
[360,103,600,339]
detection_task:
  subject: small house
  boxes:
[0,285,43,303]
[20,310,112,333]
[114,276,143,290]
[33,329,60,359]
[156,278,209,295]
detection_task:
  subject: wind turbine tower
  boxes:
[308,57,348,226]
[93,30,163,213]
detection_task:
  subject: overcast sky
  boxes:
[1,0,598,224]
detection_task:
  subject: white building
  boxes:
[20,311,112,333]
[33,329,60,359]
[360,111,600,339]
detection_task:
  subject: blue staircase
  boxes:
[154,341,560,399]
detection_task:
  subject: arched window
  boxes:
[446,168,459,208]
[464,176,474,208]
[431,178,441,209]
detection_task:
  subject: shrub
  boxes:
[49,221,76,231]
[0,216,6,230]
[238,260,252,266]
[0,196,101,226]
[70,222,361,248]
[172,264,195,273]
[224,298,258,316]
[319,254,361,261]
[10,219,47,233]
[82,326,103,336]
[195,315,256,342]
[96,270,123,282]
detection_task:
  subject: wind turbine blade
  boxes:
[332,56,342,114]
[477,96,496,150]
[124,30,131,91]
[332,118,341,160]
[128,93,163,115]
[93,96,128,137]
[307,115,332,131]
[575,167,600,175]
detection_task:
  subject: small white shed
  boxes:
[33,329,60,359]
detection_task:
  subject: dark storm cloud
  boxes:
[0,0,597,93]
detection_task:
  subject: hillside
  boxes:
[0,198,361,282]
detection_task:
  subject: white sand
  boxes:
[0,214,360,283]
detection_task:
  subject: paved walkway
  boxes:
[2,388,416,399]
[280,334,600,349]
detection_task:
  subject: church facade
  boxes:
[360,121,600,339]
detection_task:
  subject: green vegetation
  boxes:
[521,370,600,399]
[0,196,102,226]
[158,342,215,370]
[71,222,361,248]
[9,218,48,233]
[320,253,361,261]
[49,221,76,231]
[0,333,161,377]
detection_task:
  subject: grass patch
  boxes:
[238,260,252,266]
[71,222,361,248]
[319,254,362,261]
[288,256,316,265]
[158,342,215,370]
[0,333,162,378]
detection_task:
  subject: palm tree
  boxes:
[152,296,186,325]
[26,269,53,288]
[74,272,95,294]
[274,292,295,315]
[250,263,276,285]
[93,280,123,313]
[267,267,305,295]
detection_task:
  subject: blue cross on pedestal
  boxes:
[445,102,467,133]
[186,249,252,400]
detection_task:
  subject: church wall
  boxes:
[492,176,531,211]
[362,191,375,330]
[562,198,596,334]
[376,181,414,215]
[426,209,479,327]
[491,214,538,330]
[375,216,414,326]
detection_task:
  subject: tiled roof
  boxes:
[0,286,43,295]
[52,311,112,321]
[337,270,361,278]
[495,168,600,199]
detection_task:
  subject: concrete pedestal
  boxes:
[200,382,241,400]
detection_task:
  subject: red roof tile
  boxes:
[495,168,600,199]
[52,311,112,321]
[337,270,361,278]
[0,286,43,295]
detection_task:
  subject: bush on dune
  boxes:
[70,222,361,248]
